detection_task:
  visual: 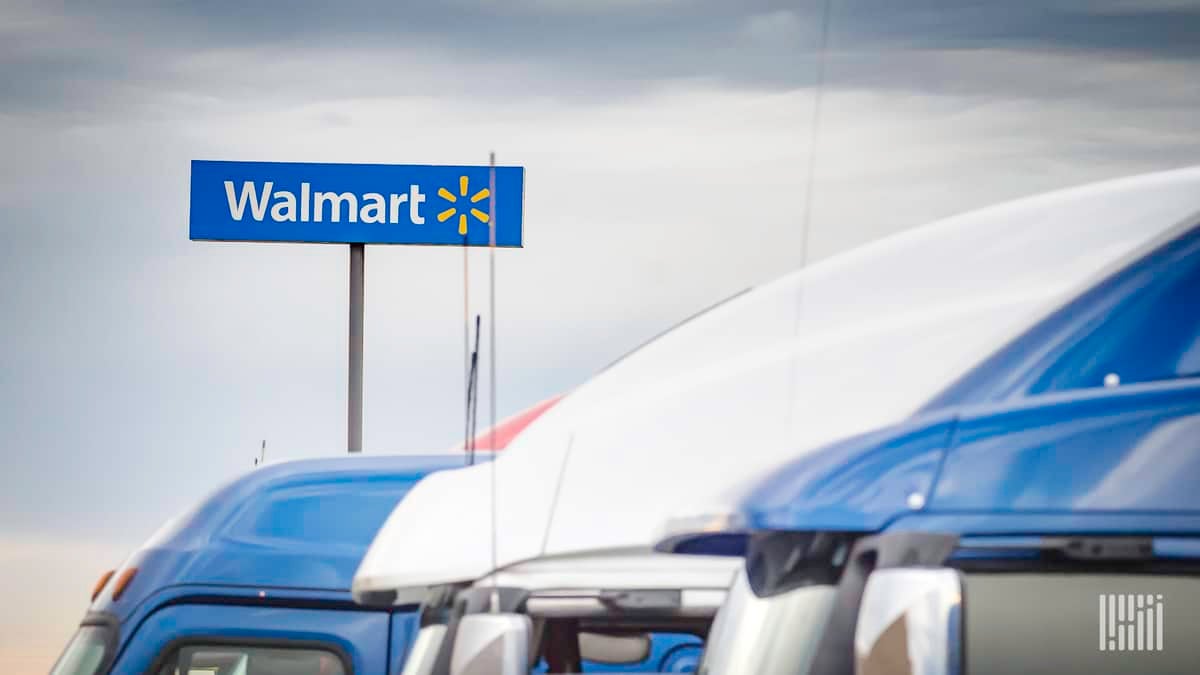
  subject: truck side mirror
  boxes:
[450,614,532,675]
[854,568,963,675]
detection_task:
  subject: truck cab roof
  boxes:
[90,453,484,623]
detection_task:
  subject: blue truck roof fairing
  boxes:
[920,214,1200,412]
[741,382,1200,535]
[90,454,482,622]
[658,381,1200,557]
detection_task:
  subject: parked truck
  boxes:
[50,454,477,675]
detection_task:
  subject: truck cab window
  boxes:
[155,645,347,675]
[50,626,111,675]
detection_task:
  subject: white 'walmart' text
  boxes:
[224,181,427,225]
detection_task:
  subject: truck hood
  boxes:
[354,167,1200,600]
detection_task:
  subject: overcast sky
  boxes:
[3,0,1200,670]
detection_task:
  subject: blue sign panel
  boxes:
[189,160,524,246]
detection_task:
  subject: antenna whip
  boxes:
[463,208,471,461]
[786,0,835,445]
[799,0,833,270]
[487,151,500,609]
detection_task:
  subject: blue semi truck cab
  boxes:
[50,454,476,675]
[652,175,1200,673]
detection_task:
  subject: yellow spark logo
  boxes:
[437,176,490,235]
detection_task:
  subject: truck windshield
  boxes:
[963,572,1200,675]
[50,626,111,675]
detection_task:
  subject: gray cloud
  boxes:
[832,0,1200,57]
[4,0,1198,122]
[2,0,811,116]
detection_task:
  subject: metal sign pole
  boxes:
[348,243,365,453]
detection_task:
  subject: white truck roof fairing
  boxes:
[354,167,1200,600]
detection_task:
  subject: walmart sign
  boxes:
[189,160,524,246]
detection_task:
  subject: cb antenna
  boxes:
[799,0,833,270]
[786,0,834,445]
[254,440,266,466]
[487,151,500,610]
[463,180,471,463]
